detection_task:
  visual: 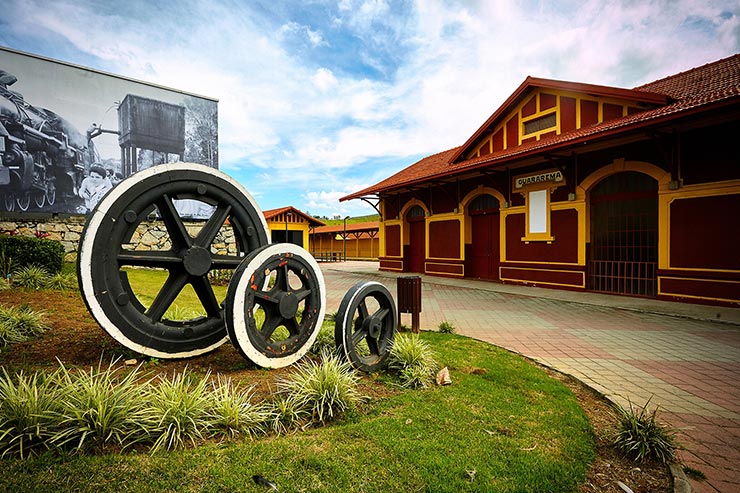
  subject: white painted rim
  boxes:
[230,243,326,368]
[78,163,268,358]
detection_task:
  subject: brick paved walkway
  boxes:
[319,261,740,493]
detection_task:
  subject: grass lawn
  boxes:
[0,330,594,493]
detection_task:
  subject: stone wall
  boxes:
[0,216,237,256]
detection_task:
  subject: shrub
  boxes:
[208,377,273,439]
[388,334,439,389]
[612,397,678,464]
[438,321,456,334]
[0,235,64,275]
[144,369,213,453]
[278,350,363,425]
[0,368,62,458]
[45,272,78,291]
[0,304,49,345]
[11,265,50,290]
[268,395,307,434]
[51,362,150,453]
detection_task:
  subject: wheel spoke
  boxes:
[285,317,300,337]
[260,313,281,340]
[156,194,191,250]
[211,255,246,269]
[351,326,368,346]
[146,271,188,322]
[194,204,232,248]
[366,335,380,356]
[275,264,290,292]
[191,276,221,318]
[371,307,390,321]
[117,250,183,268]
[357,300,370,321]
[293,287,312,302]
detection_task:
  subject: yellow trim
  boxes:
[500,266,586,289]
[460,185,506,247]
[658,276,740,304]
[579,159,671,269]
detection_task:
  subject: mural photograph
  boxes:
[0,47,218,215]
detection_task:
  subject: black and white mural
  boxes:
[0,47,218,215]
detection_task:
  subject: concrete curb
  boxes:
[670,464,693,493]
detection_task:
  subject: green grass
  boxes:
[121,268,228,320]
[0,333,595,492]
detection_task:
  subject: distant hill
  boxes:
[322,214,379,226]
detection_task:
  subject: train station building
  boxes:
[342,55,740,306]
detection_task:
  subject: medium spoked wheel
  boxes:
[225,243,325,369]
[335,281,397,373]
[77,163,269,359]
[16,193,30,211]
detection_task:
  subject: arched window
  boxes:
[407,205,425,220]
[469,194,499,214]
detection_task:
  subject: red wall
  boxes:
[428,220,460,259]
[670,194,740,270]
[505,208,579,263]
[385,224,401,256]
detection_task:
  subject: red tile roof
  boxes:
[262,206,325,227]
[342,54,740,201]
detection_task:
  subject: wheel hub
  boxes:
[183,245,212,277]
[278,292,299,319]
[364,317,382,339]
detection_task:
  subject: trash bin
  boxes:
[397,276,422,333]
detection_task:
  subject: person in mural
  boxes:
[78,165,112,212]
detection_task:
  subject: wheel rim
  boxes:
[4,194,14,212]
[77,163,269,358]
[46,186,56,206]
[34,192,45,208]
[335,281,397,373]
[226,243,326,368]
[16,193,30,211]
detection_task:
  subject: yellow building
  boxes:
[262,207,324,248]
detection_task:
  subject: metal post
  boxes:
[343,215,349,262]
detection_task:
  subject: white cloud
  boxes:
[3,0,738,216]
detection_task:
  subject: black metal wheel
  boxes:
[16,193,30,211]
[33,192,45,208]
[335,281,397,373]
[225,243,325,369]
[77,163,269,359]
[46,184,56,206]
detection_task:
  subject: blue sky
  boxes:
[1,0,738,218]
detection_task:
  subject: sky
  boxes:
[1,0,739,218]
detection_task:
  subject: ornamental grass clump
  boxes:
[278,350,363,425]
[308,323,337,356]
[44,272,78,291]
[268,395,308,434]
[51,361,150,453]
[388,334,439,389]
[0,304,49,346]
[0,368,62,458]
[208,377,273,439]
[145,369,213,453]
[612,397,678,464]
[10,265,50,290]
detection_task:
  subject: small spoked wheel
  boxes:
[225,243,325,369]
[335,281,397,373]
[16,193,30,211]
[77,163,269,359]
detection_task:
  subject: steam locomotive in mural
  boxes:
[0,69,91,212]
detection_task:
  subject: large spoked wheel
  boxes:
[225,243,326,369]
[78,163,269,359]
[335,281,397,373]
